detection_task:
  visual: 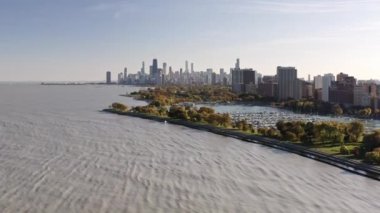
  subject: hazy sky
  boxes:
[1,0,380,81]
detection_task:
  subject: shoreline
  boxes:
[102,108,380,181]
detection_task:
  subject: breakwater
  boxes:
[103,109,380,181]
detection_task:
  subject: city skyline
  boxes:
[1,0,380,81]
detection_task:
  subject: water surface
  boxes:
[0,84,379,213]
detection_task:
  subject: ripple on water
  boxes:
[0,85,379,213]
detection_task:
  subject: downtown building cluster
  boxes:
[106,58,380,109]
[106,59,231,86]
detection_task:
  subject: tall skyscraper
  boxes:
[206,69,213,85]
[185,61,189,73]
[163,63,167,75]
[235,58,240,70]
[118,73,123,84]
[322,73,335,102]
[277,66,299,100]
[152,59,158,76]
[141,61,145,74]
[106,71,111,84]
[123,67,127,82]
[191,63,194,73]
[152,59,159,84]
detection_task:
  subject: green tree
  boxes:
[346,121,364,143]
[301,122,315,145]
[111,102,128,111]
[360,130,380,157]
[331,104,343,116]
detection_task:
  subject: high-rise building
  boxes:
[118,73,123,84]
[211,72,217,85]
[206,69,213,85]
[329,73,356,105]
[314,75,323,89]
[232,68,256,94]
[231,59,257,94]
[151,59,159,85]
[163,63,167,75]
[322,74,335,102]
[235,58,240,70]
[106,71,111,84]
[185,61,189,73]
[337,72,349,82]
[152,59,158,76]
[258,75,278,98]
[123,68,127,82]
[141,62,145,74]
[179,68,183,84]
[354,84,371,107]
[302,81,313,99]
[256,72,262,85]
[277,66,299,100]
[191,63,194,73]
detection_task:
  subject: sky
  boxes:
[1,0,380,81]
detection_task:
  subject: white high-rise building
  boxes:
[185,61,189,73]
[206,69,213,85]
[314,75,323,89]
[322,73,335,102]
[163,63,167,75]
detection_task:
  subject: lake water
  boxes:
[0,84,379,213]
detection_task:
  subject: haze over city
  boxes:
[1,0,380,81]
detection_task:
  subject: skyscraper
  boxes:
[152,59,158,76]
[231,59,257,94]
[123,67,127,82]
[314,75,323,89]
[277,66,299,100]
[235,58,240,70]
[152,59,159,84]
[206,69,213,85]
[231,68,256,94]
[163,63,167,75]
[141,61,145,74]
[185,61,189,73]
[106,71,111,84]
[191,63,194,73]
[322,73,335,102]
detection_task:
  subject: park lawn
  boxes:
[311,143,360,156]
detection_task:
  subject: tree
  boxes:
[168,106,189,120]
[301,122,315,145]
[198,107,215,114]
[111,102,128,111]
[284,131,298,142]
[358,108,372,117]
[220,113,232,127]
[360,130,380,157]
[346,121,364,143]
[331,104,343,116]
